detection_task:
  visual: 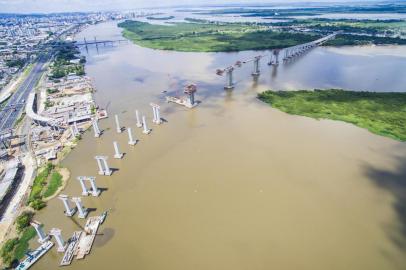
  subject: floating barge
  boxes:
[16,241,54,270]
[60,215,103,266]
[75,216,101,259]
[60,231,82,266]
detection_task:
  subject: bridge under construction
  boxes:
[216,33,338,89]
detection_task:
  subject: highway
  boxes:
[0,54,48,133]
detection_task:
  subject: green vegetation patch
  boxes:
[49,41,85,79]
[16,211,34,233]
[325,33,406,46]
[13,227,36,261]
[43,171,63,198]
[6,58,25,69]
[118,20,321,52]
[0,227,36,267]
[258,89,406,141]
[27,163,65,209]
[28,163,54,202]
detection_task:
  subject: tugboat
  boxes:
[99,211,107,224]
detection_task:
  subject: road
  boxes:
[0,54,48,133]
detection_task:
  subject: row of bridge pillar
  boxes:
[93,104,162,141]
[223,51,280,90]
[30,104,166,254]
[38,103,167,251]
[30,221,67,252]
[58,194,88,218]
[93,104,163,175]
[220,32,338,89]
[221,42,315,89]
[282,42,316,61]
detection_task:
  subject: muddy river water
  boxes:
[33,22,406,270]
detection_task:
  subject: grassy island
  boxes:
[118,20,321,52]
[258,89,406,141]
[118,19,406,52]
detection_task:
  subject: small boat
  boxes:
[99,211,107,224]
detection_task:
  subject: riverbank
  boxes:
[118,19,406,52]
[0,41,97,268]
[118,20,321,52]
[258,89,406,141]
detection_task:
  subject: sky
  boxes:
[0,0,382,13]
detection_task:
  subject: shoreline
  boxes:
[0,40,99,266]
[258,89,406,142]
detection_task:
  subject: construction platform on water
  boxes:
[166,84,198,109]
[60,215,104,266]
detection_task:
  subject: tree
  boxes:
[30,199,46,210]
[16,211,34,232]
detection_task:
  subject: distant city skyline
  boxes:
[0,0,384,14]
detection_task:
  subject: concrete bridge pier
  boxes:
[74,122,80,135]
[88,177,101,197]
[92,119,101,137]
[71,197,88,219]
[115,114,122,133]
[128,128,137,145]
[77,176,89,196]
[151,104,162,124]
[58,194,76,216]
[252,56,261,77]
[31,221,50,243]
[50,228,66,252]
[224,68,234,90]
[70,122,80,137]
[95,156,112,176]
[113,141,123,159]
[269,50,280,65]
[135,110,142,128]
[142,116,151,134]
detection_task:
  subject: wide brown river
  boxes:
[33,22,406,270]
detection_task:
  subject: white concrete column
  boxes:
[70,126,77,137]
[113,141,123,159]
[135,110,142,128]
[88,177,100,197]
[71,197,88,219]
[154,107,162,124]
[73,122,79,134]
[31,221,49,243]
[92,119,101,138]
[275,51,279,65]
[58,194,76,216]
[77,176,89,196]
[152,106,157,123]
[142,116,151,134]
[128,128,137,145]
[268,53,274,65]
[252,57,260,76]
[115,114,122,133]
[225,68,234,89]
[95,156,104,175]
[50,228,66,252]
[101,157,112,176]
